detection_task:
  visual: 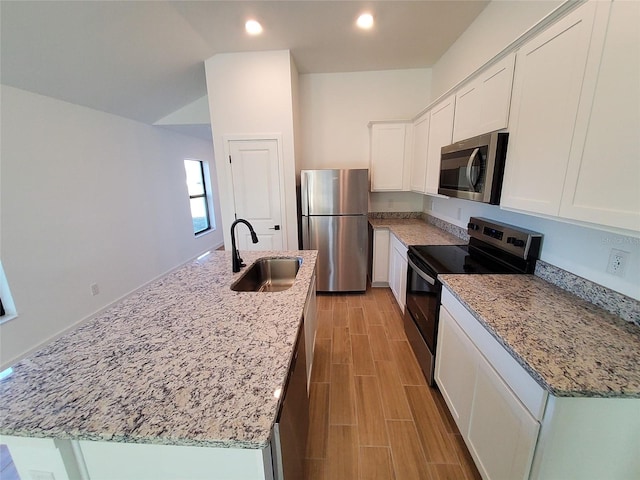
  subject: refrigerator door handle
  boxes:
[301,171,310,216]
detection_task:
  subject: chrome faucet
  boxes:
[231,219,259,272]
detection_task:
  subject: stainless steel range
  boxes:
[404,217,542,386]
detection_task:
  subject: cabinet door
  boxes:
[435,306,478,435]
[304,273,317,389]
[560,0,639,232]
[453,53,515,142]
[388,233,407,312]
[410,112,430,193]
[370,123,410,191]
[467,357,540,480]
[425,95,455,195]
[388,237,399,304]
[371,228,390,285]
[501,1,600,215]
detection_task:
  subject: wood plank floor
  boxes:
[305,286,481,480]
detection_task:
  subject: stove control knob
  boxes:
[507,237,525,247]
[468,222,479,231]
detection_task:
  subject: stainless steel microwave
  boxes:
[438,131,508,204]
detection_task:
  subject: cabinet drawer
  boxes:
[441,288,547,420]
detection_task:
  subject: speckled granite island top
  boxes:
[0,250,317,449]
[368,218,462,247]
[440,274,640,398]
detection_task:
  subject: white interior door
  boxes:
[229,139,284,251]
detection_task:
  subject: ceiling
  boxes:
[0,1,489,126]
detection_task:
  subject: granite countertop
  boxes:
[368,218,462,247]
[0,250,318,449]
[440,274,640,398]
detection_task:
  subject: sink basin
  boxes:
[231,257,302,292]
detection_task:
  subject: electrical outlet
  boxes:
[90,283,100,296]
[456,207,462,220]
[606,249,628,276]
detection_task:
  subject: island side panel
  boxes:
[78,440,268,480]
[1,436,74,480]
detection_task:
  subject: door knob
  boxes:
[269,225,281,230]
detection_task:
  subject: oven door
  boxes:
[404,251,441,386]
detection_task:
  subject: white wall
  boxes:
[0,85,224,368]
[426,197,640,300]
[431,0,563,99]
[425,0,639,300]
[205,50,298,249]
[299,68,431,211]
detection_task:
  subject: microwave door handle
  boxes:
[466,147,480,192]
[407,258,436,286]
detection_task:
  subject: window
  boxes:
[184,159,212,235]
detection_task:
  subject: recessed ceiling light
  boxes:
[245,19,263,35]
[356,13,374,30]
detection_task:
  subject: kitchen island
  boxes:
[0,250,318,479]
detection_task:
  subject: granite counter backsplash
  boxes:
[440,274,640,398]
[0,250,317,449]
[371,213,639,325]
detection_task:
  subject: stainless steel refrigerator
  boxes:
[301,169,369,292]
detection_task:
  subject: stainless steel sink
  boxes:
[231,257,302,292]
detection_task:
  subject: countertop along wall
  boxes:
[424,0,640,301]
[0,85,224,369]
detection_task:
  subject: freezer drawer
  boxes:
[303,215,368,292]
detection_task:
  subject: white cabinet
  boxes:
[436,290,545,480]
[388,232,407,312]
[559,0,640,232]
[453,53,515,142]
[425,95,455,195]
[410,111,430,193]
[501,2,605,214]
[503,0,639,233]
[303,272,317,389]
[437,287,640,479]
[435,306,478,434]
[371,228,390,286]
[467,356,540,480]
[370,122,412,192]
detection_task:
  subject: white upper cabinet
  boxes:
[501,2,611,215]
[559,0,640,232]
[370,122,412,192]
[453,53,516,142]
[425,95,456,195]
[410,111,430,193]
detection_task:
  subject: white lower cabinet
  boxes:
[437,287,640,480]
[388,232,407,312]
[371,228,390,286]
[467,357,540,480]
[435,306,477,432]
[436,290,544,480]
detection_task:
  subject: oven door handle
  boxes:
[466,147,480,192]
[407,257,436,286]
